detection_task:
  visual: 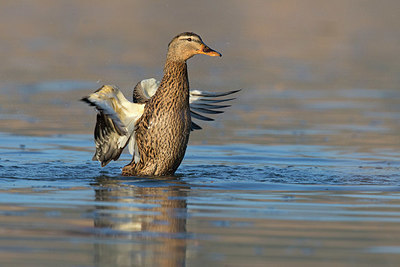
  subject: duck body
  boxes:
[82,32,239,177]
[123,61,191,176]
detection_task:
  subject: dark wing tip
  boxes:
[81,96,97,107]
[191,121,203,131]
[190,89,242,97]
[190,110,214,121]
[81,96,90,103]
[191,107,225,114]
[101,159,110,167]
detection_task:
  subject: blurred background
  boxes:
[0,0,399,148]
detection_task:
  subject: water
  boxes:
[1,133,399,266]
[1,0,400,266]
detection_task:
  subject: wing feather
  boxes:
[189,89,241,130]
[190,110,214,121]
[191,107,225,114]
[82,85,145,167]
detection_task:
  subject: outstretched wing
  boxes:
[81,85,145,167]
[135,78,240,130]
[188,89,240,130]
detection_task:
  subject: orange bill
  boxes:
[197,44,222,57]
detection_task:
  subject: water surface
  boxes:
[1,133,400,266]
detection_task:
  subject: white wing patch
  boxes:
[82,85,145,166]
[140,78,160,99]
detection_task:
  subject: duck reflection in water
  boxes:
[92,176,189,267]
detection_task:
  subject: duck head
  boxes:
[167,32,222,62]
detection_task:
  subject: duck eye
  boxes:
[187,38,192,42]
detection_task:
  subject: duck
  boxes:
[82,32,239,176]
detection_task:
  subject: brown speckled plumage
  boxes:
[122,61,191,176]
[122,33,221,176]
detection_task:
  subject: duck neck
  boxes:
[156,60,189,104]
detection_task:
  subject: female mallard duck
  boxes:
[82,32,239,176]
